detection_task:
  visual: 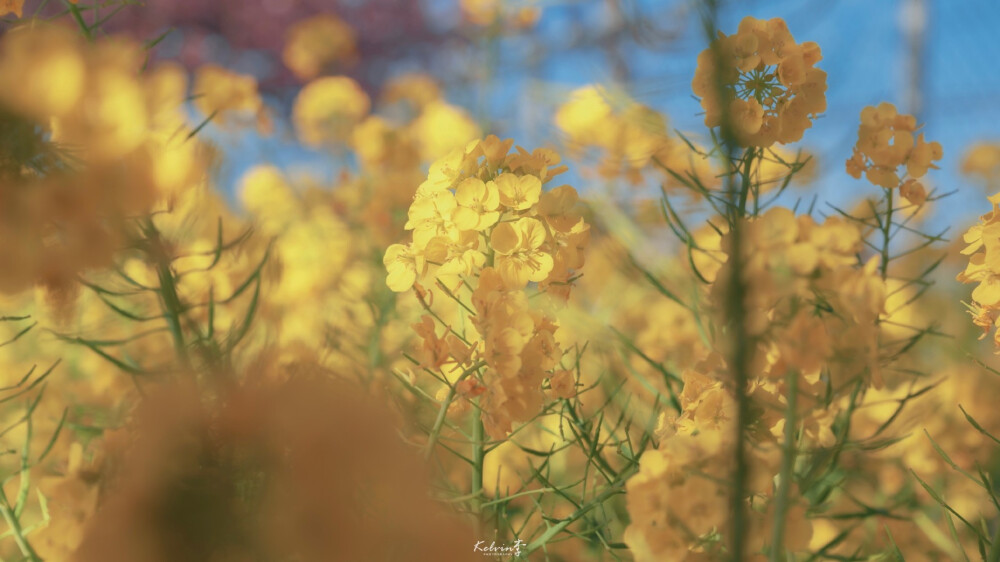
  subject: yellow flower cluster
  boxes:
[692,16,827,147]
[293,72,480,162]
[624,208,888,558]
[720,207,886,391]
[240,167,377,369]
[384,136,583,293]
[958,194,1000,343]
[555,85,720,190]
[0,23,207,294]
[846,102,942,204]
[624,205,886,558]
[625,369,812,560]
[623,370,737,560]
[385,136,589,437]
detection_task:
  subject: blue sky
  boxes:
[210,0,1000,236]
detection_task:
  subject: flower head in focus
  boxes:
[692,16,827,147]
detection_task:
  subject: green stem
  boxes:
[987,519,1000,562]
[739,147,755,217]
[154,258,189,367]
[769,370,798,561]
[65,0,92,40]
[565,401,618,479]
[880,188,894,281]
[0,491,39,562]
[471,402,485,530]
[523,464,638,555]
[424,361,487,460]
[726,127,754,562]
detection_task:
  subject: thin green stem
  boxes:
[0,491,39,562]
[424,361,487,460]
[471,402,486,530]
[739,147,755,217]
[699,2,754,558]
[770,370,798,561]
[987,519,1000,562]
[880,188,894,281]
[523,464,638,555]
[64,0,92,40]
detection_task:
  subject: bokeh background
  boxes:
[24,0,993,228]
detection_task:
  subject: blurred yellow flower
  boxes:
[293,76,370,146]
[239,166,301,232]
[0,24,85,119]
[381,73,442,110]
[460,0,540,28]
[193,64,263,125]
[283,14,357,81]
[962,142,1000,185]
[409,101,480,162]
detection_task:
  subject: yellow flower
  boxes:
[56,64,149,162]
[383,243,419,292]
[0,24,85,119]
[731,97,764,136]
[864,166,899,189]
[962,143,1000,184]
[973,275,1000,308]
[548,370,576,399]
[554,85,672,183]
[847,103,941,193]
[490,218,553,288]
[907,133,943,178]
[899,178,927,205]
[381,73,442,110]
[554,86,614,148]
[460,0,540,28]
[495,173,541,210]
[409,101,480,161]
[239,166,300,233]
[404,190,459,247]
[293,76,370,146]
[283,14,356,80]
[193,64,262,125]
[692,16,827,147]
[453,177,501,231]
